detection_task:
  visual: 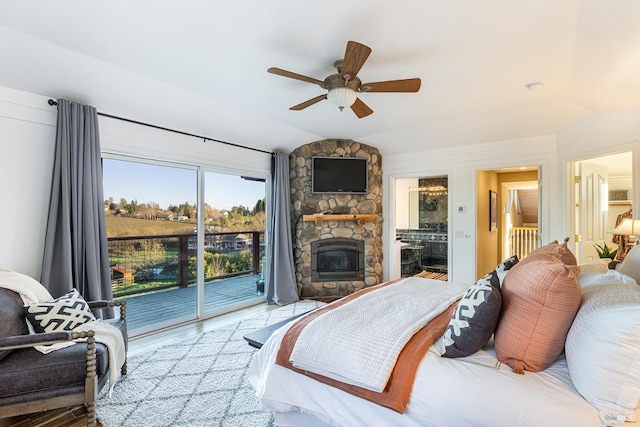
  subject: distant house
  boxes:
[188,233,252,252]
[111,265,134,288]
[222,234,249,251]
[161,214,189,221]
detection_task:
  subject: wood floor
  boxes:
[0,302,275,427]
[0,406,95,427]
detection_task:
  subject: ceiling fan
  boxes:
[268,41,421,118]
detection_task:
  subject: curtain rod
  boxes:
[47,99,274,155]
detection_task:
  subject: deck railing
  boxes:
[510,226,538,260]
[108,230,264,298]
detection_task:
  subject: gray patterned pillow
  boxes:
[441,256,518,358]
[25,289,95,333]
[491,255,519,288]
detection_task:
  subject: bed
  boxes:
[248,241,640,426]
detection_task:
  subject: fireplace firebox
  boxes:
[311,238,365,282]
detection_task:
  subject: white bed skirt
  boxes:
[275,411,332,427]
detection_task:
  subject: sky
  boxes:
[102,159,266,211]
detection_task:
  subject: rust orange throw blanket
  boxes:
[276,280,458,413]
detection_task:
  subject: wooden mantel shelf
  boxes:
[303,214,378,226]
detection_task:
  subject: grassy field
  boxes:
[106,215,196,237]
[106,214,265,237]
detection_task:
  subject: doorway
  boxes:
[476,167,539,280]
[394,176,449,279]
[573,151,633,264]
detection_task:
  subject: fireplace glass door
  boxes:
[311,238,364,282]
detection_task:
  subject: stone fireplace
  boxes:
[290,140,383,298]
[311,238,365,282]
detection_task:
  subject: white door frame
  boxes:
[564,144,638,262]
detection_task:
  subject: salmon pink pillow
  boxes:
[528,237,577,265]
[494,254,581,374]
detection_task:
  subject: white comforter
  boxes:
[289,277,468,392]
[249,302,603,427]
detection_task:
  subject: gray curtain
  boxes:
[41,99,112,302]
[266,152,299,305]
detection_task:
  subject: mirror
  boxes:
[409,177,448,231]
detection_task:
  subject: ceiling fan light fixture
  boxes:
[327,87,357,111]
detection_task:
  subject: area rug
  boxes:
[96,300,324,427]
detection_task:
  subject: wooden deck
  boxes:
[117,274,263,334]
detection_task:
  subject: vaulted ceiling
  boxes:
[1,1,640,155]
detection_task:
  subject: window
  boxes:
[102,158,266,335]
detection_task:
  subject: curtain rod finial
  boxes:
[48,99,58,106]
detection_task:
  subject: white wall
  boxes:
[99,115,272,178]
[0,86,56,278]
[557,109,640,214]
[0,85,272,281]
[383,111,640,285]
[383,134,558,285]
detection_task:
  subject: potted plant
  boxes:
[594,243,619,269]
[594,242,618,259]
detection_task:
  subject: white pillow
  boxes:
[565,281,640,421]
[579,269,637,289]
[577,259,610,286]
[619,244,640,286]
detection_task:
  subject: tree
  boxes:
[119,198,139,215]
[180,202,193,218]
[254,198,266,214]
[229,205,250,219]
[142,202,160,220]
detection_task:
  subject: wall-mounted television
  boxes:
[312,156,368,194]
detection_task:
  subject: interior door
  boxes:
[577,162,608,262]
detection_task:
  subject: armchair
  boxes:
[0,288,127,427]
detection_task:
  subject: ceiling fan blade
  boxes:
[350,97,373,118]
[290,94,327,110]
[361,78,422,93]
[268,67,325,86]
[341,41,372,79]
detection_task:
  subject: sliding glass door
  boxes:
[102,158,198,335]
[201,172,266,317]
[102,158,267,336]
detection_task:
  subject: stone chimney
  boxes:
[289,140,383,298]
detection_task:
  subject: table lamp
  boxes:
[610,218,640,245]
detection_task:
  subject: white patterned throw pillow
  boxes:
[25,289,96,333]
